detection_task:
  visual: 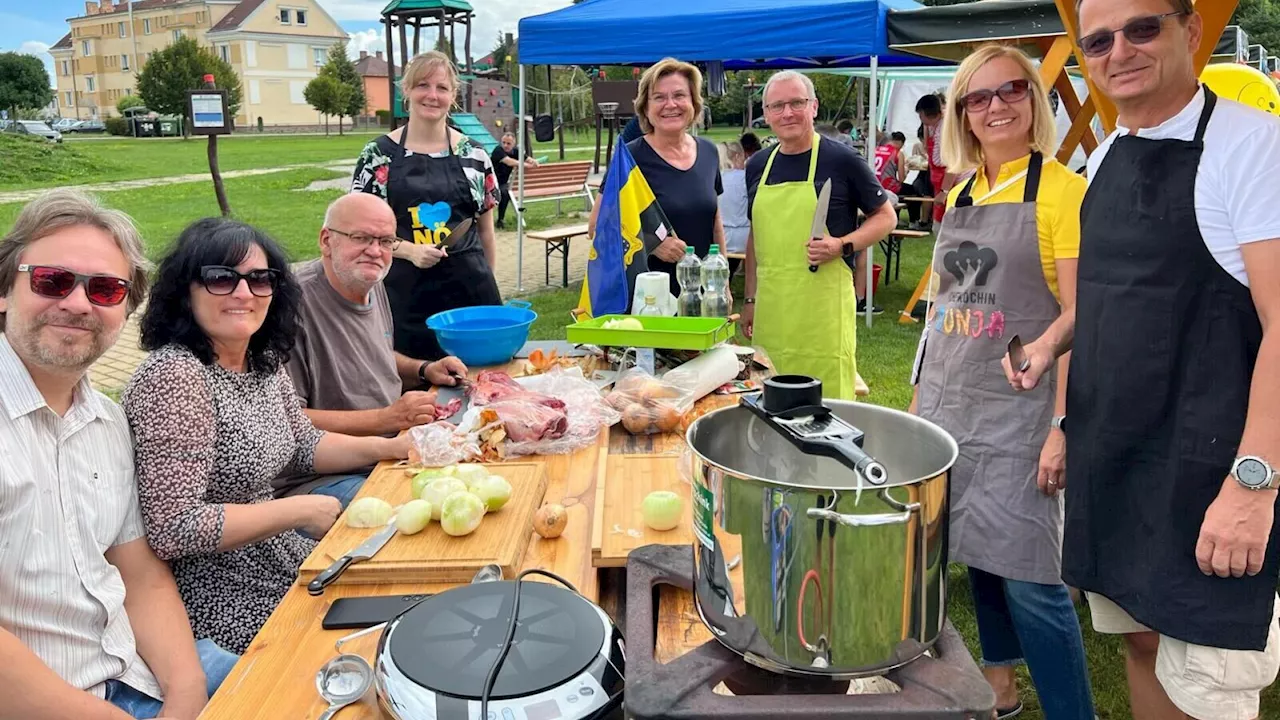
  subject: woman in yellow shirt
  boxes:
[910,44,1093,719]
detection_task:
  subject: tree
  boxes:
[137,36,242,136]
[0,53,53,124]
[304,75,352,136]
[116,94,146,115]
[316,41,365,134]
[1235,0,1280,56]
[435,36,457,64]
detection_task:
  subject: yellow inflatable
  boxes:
[1201,63,1280,117]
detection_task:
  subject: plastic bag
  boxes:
[408,421,481,467]
[502,366,620,456]
[605,366,693,435]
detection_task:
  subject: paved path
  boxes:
[0,163,350,205]
[88,222,594,393]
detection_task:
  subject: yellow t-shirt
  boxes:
[946,154,1085,300]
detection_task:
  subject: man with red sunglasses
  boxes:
[0,189,237,719]
[1008,1,1280,718]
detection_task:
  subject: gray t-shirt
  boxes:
[275,259,402,496]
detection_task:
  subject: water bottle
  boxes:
[700,245,730,318]
[637,294,664,317]
[676,247,702,317]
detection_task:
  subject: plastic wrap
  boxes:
[605,366,692,435]
[408,421,483,467]
[661,346,740,403]
[502,367,620,455]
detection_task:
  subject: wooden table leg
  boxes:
[562,238,571,287]
[900,267,932,324]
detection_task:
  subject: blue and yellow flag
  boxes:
[578,138,672,318]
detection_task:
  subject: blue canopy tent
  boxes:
[514,0,931,323]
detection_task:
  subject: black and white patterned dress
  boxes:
[122,344,325,654]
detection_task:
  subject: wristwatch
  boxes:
[841,240,856,258]
[1232,456,1277,491]
[1051,415,1067,433]
[744,297,756,305]
[417,361,431,386]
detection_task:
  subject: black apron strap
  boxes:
[1023,151,1044,203]
[954,172,979,208]
[1194,88,1217,146]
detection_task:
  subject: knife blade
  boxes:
[439,217,473,249]
[307,516,398,596]
[809,179,833,273]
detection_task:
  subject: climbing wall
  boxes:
[467,77,517,141]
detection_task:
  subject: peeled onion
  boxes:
[470,474,512,511]
[421,477,468,519]
[411,468,453,498]
[439,491,486,537]
[642,490,683,531]
[345,497,394,528]
[395,499,433,535]
[453,463,489,487]
[533,503,568,538]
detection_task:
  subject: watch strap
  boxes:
[1233,455,1277,490]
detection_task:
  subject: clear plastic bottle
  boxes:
[676,246,703,317]
[637,294,664,317]
[700,245,731,318]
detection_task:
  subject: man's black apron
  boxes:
[384,128,502,361]
[1066,87,1273,651]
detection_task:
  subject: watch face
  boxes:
[1237,458,1270,488]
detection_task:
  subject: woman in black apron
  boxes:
[350,50,502,361]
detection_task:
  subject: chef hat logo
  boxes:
[943,241,999,287]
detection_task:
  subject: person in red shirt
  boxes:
[917,94,956,227]
[873,131,908,194]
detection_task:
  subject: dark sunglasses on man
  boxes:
[959,79,1031,113]
[18,264,132,307]
[1078,11,1189,58]
[199,266,281,297]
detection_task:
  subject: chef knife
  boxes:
[439,217,473,249]
[809,179,833,273]
[307,516,398,596]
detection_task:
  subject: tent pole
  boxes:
[866,55,878,330]
[517,63,526,293]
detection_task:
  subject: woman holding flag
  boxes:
[587,59,726,305]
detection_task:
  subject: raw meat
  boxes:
[469,371,566,410]
[433,398,463,421]
[485,400,568,442]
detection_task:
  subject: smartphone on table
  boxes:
[321,593,434,630]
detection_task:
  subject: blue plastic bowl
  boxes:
[426,300,537,367]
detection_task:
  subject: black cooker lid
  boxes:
[388,581,607,700]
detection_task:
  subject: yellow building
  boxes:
[49,0,348,128]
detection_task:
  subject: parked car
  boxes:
[9,120,62,143]
[52,118,78,132]
[67,120,106,133]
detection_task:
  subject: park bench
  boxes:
[510,161,595,229]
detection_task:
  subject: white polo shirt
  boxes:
[0,334,162,700]
[1086,86,1280,286]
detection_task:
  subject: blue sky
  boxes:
[2,0,572,85]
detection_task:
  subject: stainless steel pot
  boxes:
[685,399,958,679]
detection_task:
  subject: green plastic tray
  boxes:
[565,315,736,351]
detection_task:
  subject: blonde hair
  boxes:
[0,189,151,329]
[634,58,704,134]
[940,44,1059,172]
[400,50,460,108]
[719,141,744,170]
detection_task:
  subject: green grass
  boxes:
[0,133,109,190]
[526,125,775,164]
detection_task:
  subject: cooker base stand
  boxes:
[624,545,996,720]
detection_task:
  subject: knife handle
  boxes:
[308,556,354,596]
[809,236,820,273]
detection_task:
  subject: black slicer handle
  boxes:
[308,556,354,596]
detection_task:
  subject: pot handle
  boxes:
[806,502,919,528]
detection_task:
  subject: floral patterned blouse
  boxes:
[122,345,325,654]
[351,131,500,215]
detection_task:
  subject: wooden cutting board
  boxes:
[298,461,550,586]
[592,454,692,567]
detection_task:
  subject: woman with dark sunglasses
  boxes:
[909,44,1093,719]
[120,218,413,654]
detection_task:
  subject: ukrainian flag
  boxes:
[578,138,672,318]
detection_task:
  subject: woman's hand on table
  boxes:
[653,235,688,264]
[398,242,448,269]
[288,495,342,538]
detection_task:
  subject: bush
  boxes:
[105,116,130,136]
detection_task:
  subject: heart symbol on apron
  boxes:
[415,201,452,232]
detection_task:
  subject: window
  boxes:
[81,40,91,56]
[173,29,181,41]
[118,21,126,37]
[289,80,306,105]
[121,54,129,71]
[220,44,229,62]
[249,79,260,104]
[65,91,73,107]
[295,9,306,25]
[61,60,69,76]
[287,43,306,69]
[279,8,291,24]
[85,76,96,92]
[143,18,151,34]
[313,47,326,67]
[245,40,256,67]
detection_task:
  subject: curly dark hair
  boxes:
[140,218,300,373]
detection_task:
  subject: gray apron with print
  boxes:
[917,152,1064,585]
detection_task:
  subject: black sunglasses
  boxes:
[1078,12,1187,58]
[959,79,1031,113]
[18,264,131,307]
[199,266,280,297]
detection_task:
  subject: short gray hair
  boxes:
[764,71,817,103]
[0,189,150,330]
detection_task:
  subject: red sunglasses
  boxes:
[959,79,1031,113]
[18,264,132,307]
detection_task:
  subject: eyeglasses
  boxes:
[764,98,812,115]
[18,264,131,307]
[199,266,280,297]
[959,79,1031,113]
[327,227,400,252]
[1078,12,1187,58]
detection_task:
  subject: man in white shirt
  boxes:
[1009,1,1280,718]
[0,189,237,720]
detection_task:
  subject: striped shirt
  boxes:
[0,333,162,700]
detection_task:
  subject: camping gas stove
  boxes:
[623,545,995,719]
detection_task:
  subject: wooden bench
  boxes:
[526,223,590,287]
[510,161,595,229]
[879,228,931,285]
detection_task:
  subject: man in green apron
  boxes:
[741,71,899,400]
